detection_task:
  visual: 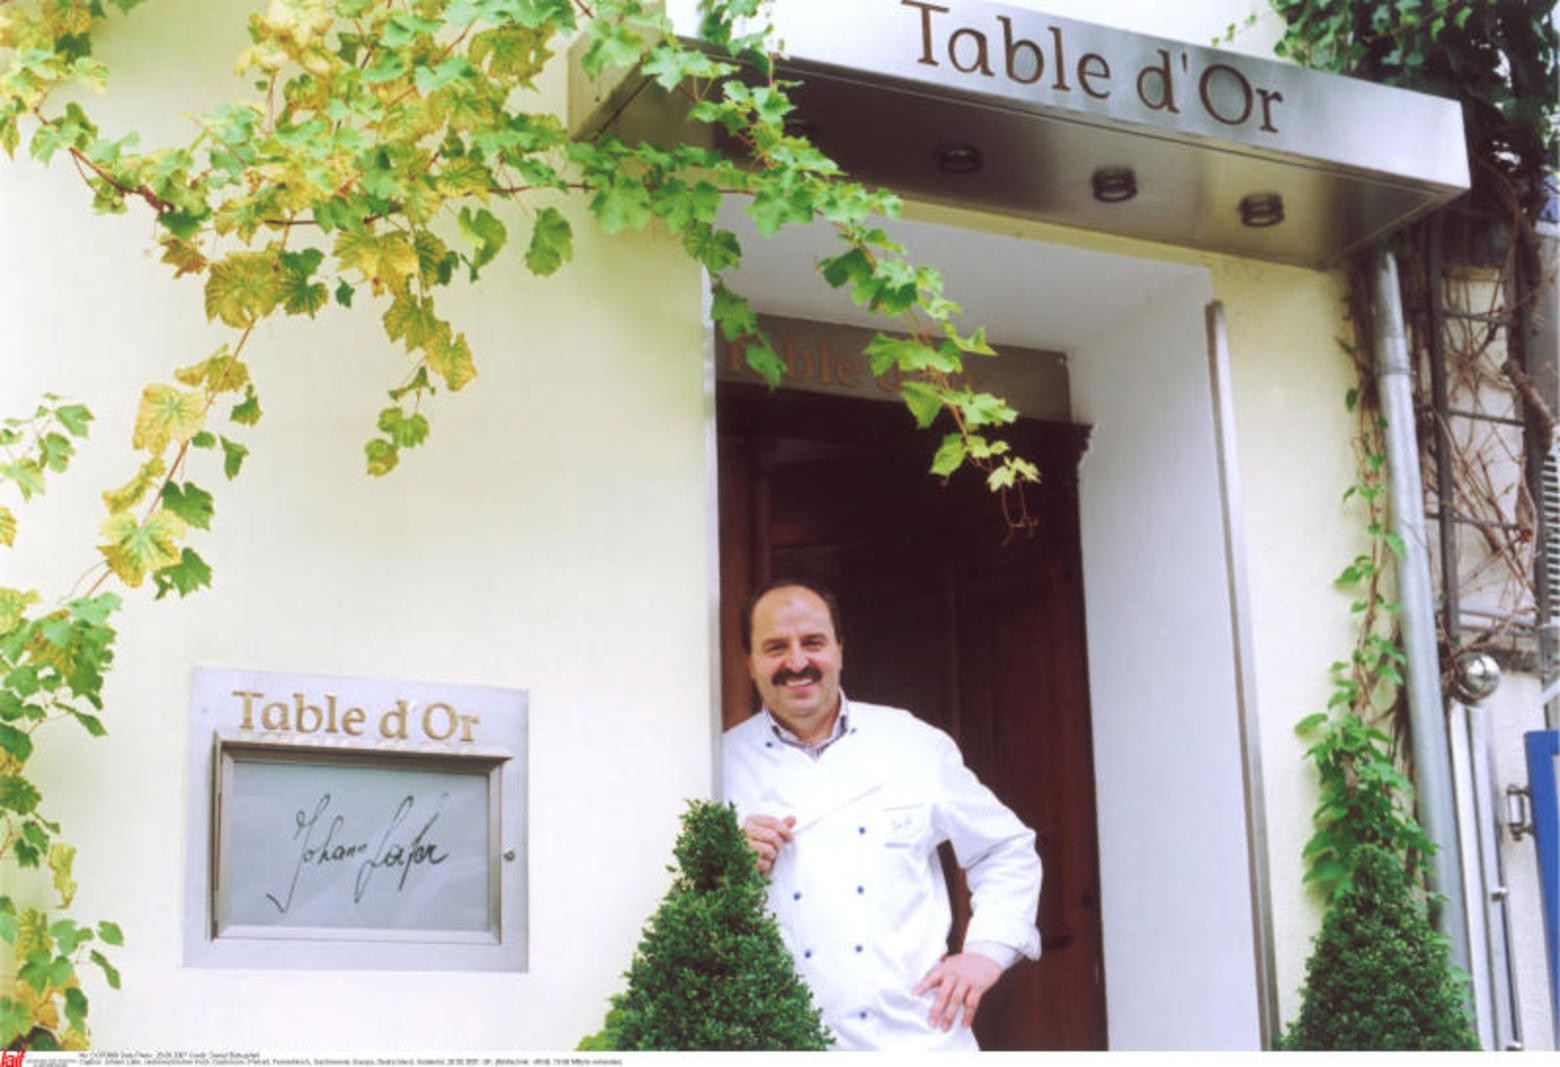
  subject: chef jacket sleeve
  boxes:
[931,730,1043,960]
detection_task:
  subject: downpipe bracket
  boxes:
[1505,784,1534,841]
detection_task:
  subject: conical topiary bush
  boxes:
[578,799,832,1051]
[1280,844,1478,1050]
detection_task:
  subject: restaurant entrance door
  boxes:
[716,381,1107,1050]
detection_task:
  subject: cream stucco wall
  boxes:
[1211,256,1359,1029]
[2,1,714,1050]
[1067,268,1256,1049]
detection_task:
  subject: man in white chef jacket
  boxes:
[723,580,1042,1051]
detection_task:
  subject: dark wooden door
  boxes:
[717,383,1107,1050]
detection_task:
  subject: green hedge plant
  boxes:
[1280,845,1477,1050]
[578,799,831,1051]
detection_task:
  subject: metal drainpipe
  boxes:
[1371,249,1473,979]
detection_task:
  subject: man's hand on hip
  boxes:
[913,951,1003,1032]
[742,813,795,875]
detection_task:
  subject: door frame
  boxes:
[713,380,1106,1049]
[703,215,1266,1048]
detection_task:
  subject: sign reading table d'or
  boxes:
[185,667,528,972]
[660,0,1467,190]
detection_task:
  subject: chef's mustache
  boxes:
[772,666,823,687]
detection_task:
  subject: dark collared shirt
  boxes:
[765,704,850,761]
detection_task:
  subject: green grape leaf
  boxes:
[132,385,206,455]
[39,433,74,472]
[652,178,721,234]
[432,155,489,202]
[930,434,967,477]
[281,270,330,318]
[523,207,572,276]
[102,459,166,514]
[64,985,88,1031]
[428,332,476,391]
[743,333,785,386]
[413,229,455,288]
[0,723,33,763]
[641,43,733,90]
[158,207,207,241]
[0,460,45,500]
[682,223,741,273]
[153,548,213,600]
[362,50,409,84]
[748,85,795,126]
[958,390,1016,429]
[748,183,814,237]
[204,251,286,327]
[334,230,419,293]
[49,843,76,909]
[944,323,996,356]
[589,178,652,235]
[0,588,39,635]
[415,56,476,95]
[160,482,214,530]
[581,19,647,77]
[1,996,31,1046]
[469,24,553,80]
[710,285,756,343]
[898,380,944,429]
[17,951,51,994]
[365,438,399,477]
[863,336,948,377]
[160,235,209,278]
[456,206,508,276]
[70,710,107,737]
[377,407,430,449]
[4,667,40,700]
[231,386,262,427]
[382,12,443,47]
[174,351,249,394]
[0,775,41,815]
[99,509,186,586]
[383,295,446,353]
[90,949,121,989]
[220,437,248,480]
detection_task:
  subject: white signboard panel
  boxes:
[221,754,493,933]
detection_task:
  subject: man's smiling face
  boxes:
[747,585,844,744]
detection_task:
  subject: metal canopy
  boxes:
[570,0,1470,268]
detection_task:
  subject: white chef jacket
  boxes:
[723,697,1042,1051]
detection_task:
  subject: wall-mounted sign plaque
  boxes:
[717,312,1069,420]
[183,668,527,971]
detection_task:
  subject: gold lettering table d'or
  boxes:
[182,667,527,972]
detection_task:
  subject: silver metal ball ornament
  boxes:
[1450,651,1501,704]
